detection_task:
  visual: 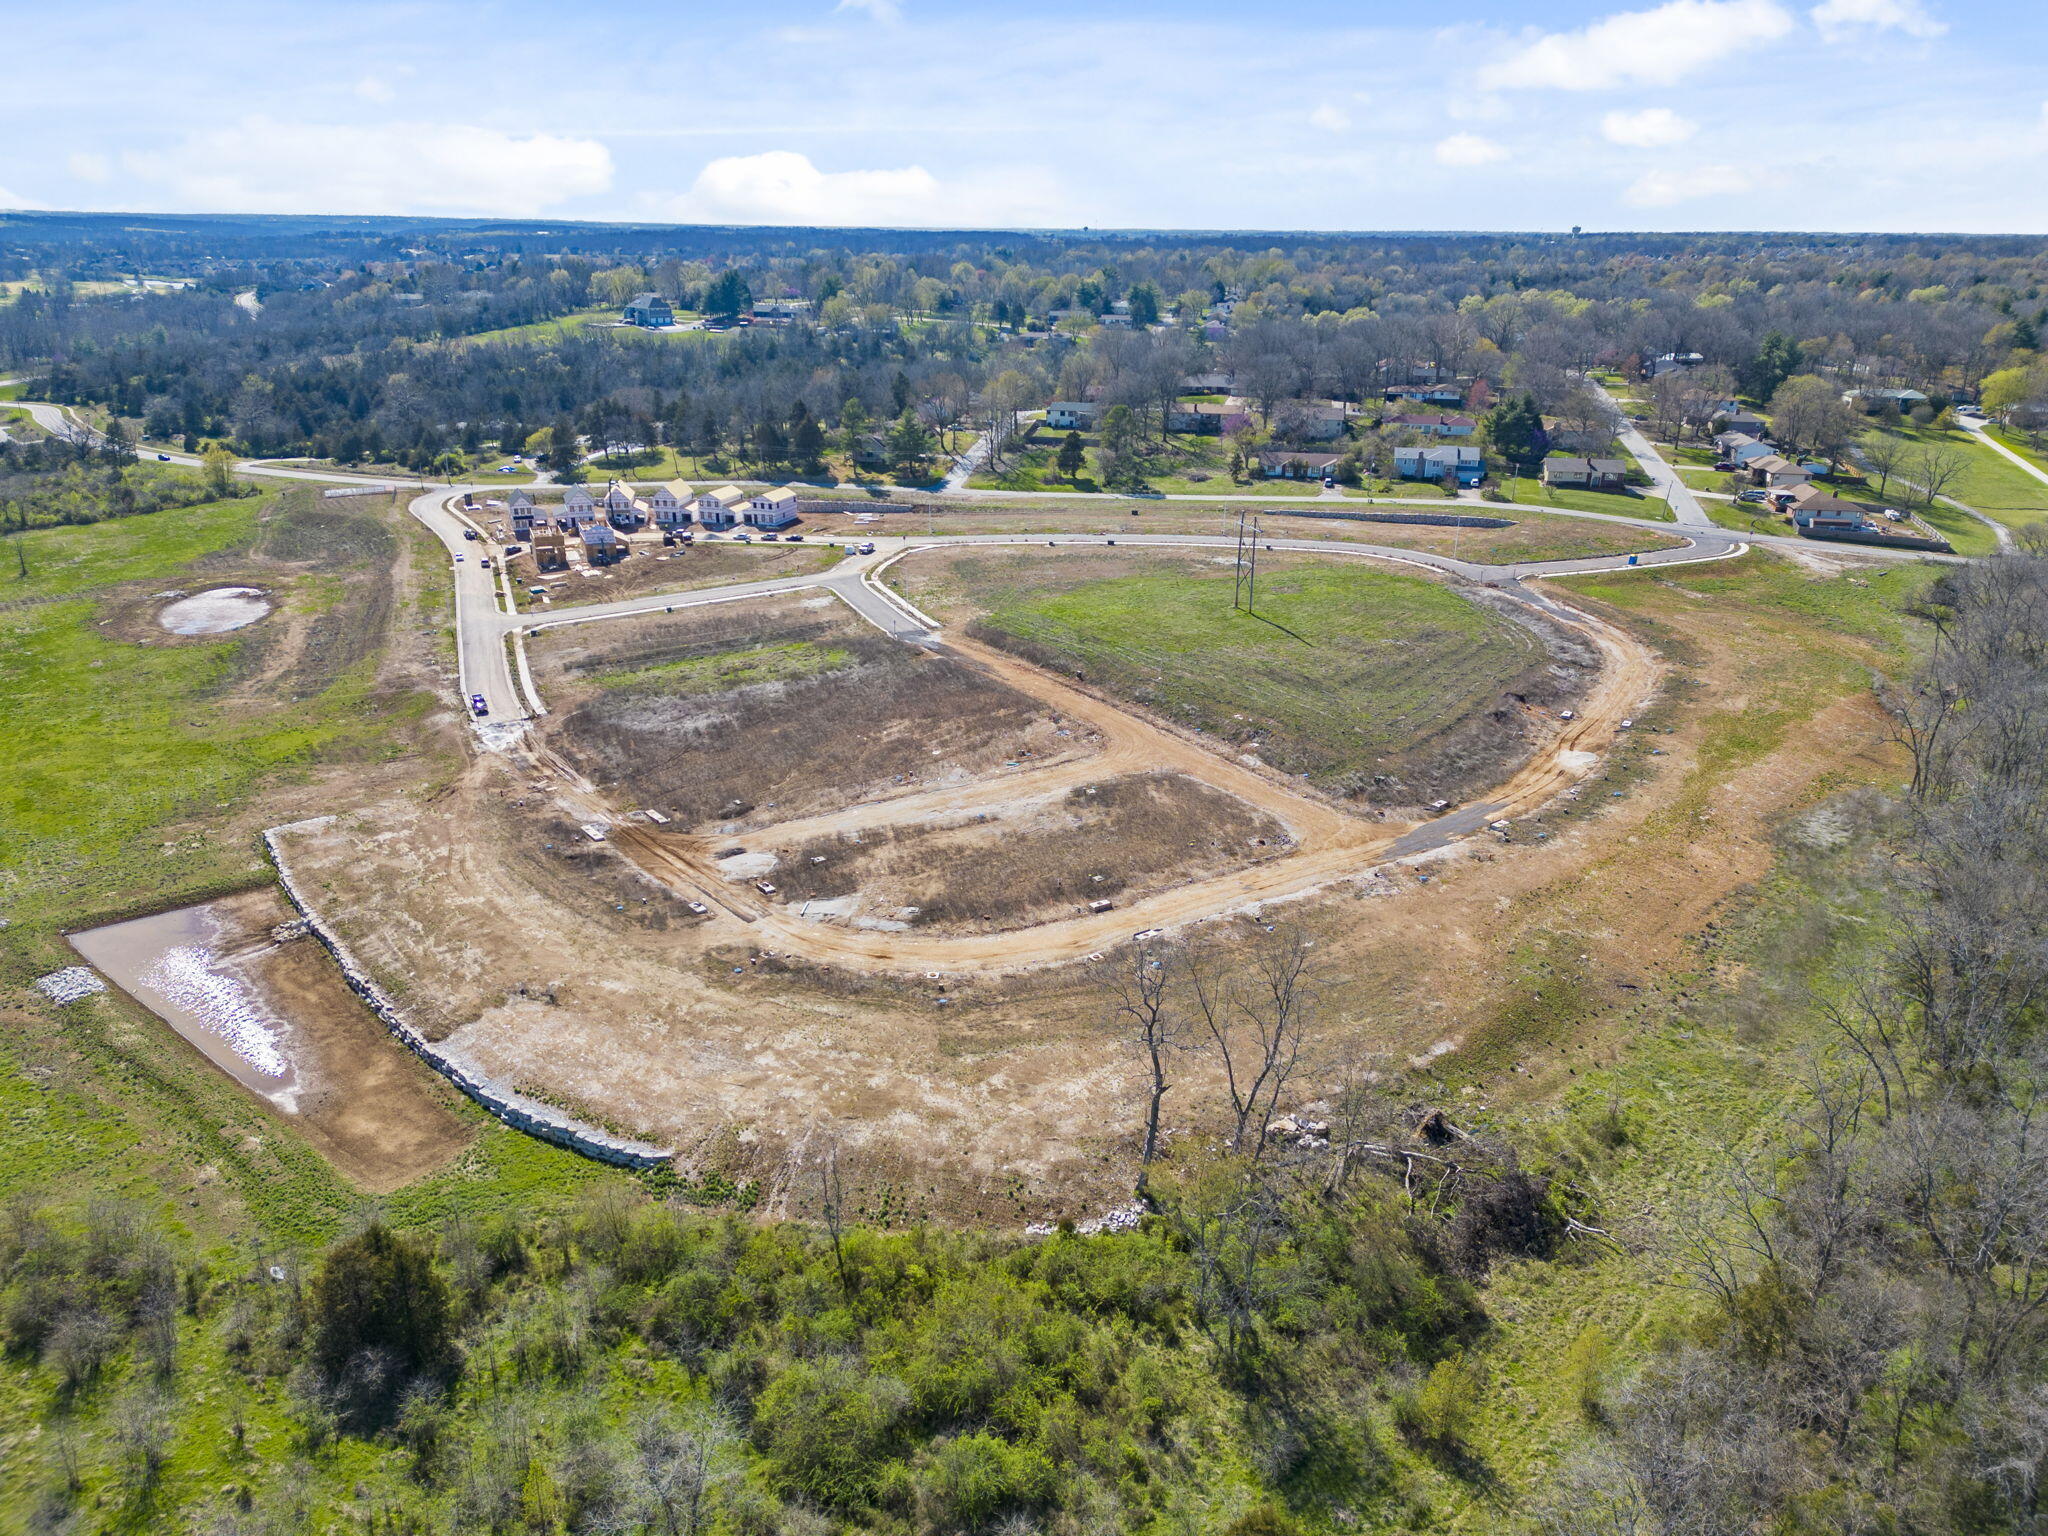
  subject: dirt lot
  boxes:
[534,594,1099,832]
[759,770,1291,933]
[507,536,839,611]
[275,523,1920,1226]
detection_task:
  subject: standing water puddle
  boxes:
[71,903,301,1110]
[159,586,270,635]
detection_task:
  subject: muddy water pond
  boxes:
[69,888,472,1191]
[72,900,302,1108]
[159,586,271,635]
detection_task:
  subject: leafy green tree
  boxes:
[1127,282,1161,328]
[543,417,582,477]
[702,268,752,320]
[887,410,934,472]
[310,1222,454,1388]
[200,444,236,499]
[1739,330,1802,401]
[1056,431,1086,480]
[839,396,871,448]
[1482,392,1546,469]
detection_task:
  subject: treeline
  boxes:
[0,930,1610,1534]
[7,232,2048,476]
[0,431,252,537]
[1544,536,2048,1535]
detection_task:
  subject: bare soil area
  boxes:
[760,770,1292,933]
[535,594,1098,831]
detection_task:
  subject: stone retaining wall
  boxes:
[262,827,675,1170]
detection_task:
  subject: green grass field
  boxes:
[1867,422,2048,532]
[965,559,1546,793]
[1498,474,1676,520]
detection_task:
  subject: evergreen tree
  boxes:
[1128,282,1161,328]
[1056,431,1087,480]
[1483,392,1546,468]
[310,1221,454,1389]
[1739,330,1802,401]
[887,410,934,471]
[703,268,753,320]
[793,414,827,468]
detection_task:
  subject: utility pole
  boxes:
[1232,509,1248,610]
[1246,515,1261,616]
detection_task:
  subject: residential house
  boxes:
[1384,383,1466,407]
[1182,371,1235,394]
[852,433,890,469]
[1098,309,1133,329]
[1388,413,1478,438]
[1714,431,1773,465]
[1747,454,1816,489]
[1647,351,1705,378]
[1275,402,1350,442]
[601,481,648,530]
[648,481,694,529]
[754,299,811,322]
[1393,444,1485,487]
[580,523,623,565]
[1713,410,1769,439]
[744,487,801,529]
[1045,402,1098,430]
[1547,426,1619,455]
[695,484,747,529]
[1780,483,1867,518]
[1844,387,1931,414]
[560,485,597,527]
[1543,456,1629,490]
[622,293,674,329]
[1166,402,1242,435]
[1258,449,1343,480]
[508,488,538,537]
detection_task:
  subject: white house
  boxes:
[648,481,694,527]
[695,485,747,528]
[560,485,597,526]
[744,487,801,529]
[1045,402,1098,430]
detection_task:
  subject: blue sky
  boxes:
[2,0,2044,232]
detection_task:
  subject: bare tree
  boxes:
[1860,429,1911,498]
[1187,929,1317,1158]
[1912,442,1968,508]
[1104,945,1189,1200]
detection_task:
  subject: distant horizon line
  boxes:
[1,209,2039,242]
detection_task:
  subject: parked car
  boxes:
[469,693,488,717]
[1712,461,1736,471]
[156,452,171,461]
[1737,490,1768,503]
[786,534,804,541]
[755,881,777,895]
[686,901,709,915]
[1322,477,1336,489]
[857,541,876,554]
[760,532,779,541]
[479,556,492,569]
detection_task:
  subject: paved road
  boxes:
[1590,379,1711,527]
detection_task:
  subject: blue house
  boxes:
[1394,444,1485,487]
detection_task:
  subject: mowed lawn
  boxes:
[975,562,1541,789]
[1868,422,2048,532]
[1498,474,1677,521]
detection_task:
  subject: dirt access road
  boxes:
[586,566,1661,974]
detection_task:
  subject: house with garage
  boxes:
[648,481,694,529]
[1845,386,1930,414]
[1045,402,1099,431]
[580,522,623,565]
[694,484,747,529]
[1713,409,1769,439]
[1543,456,1629,490]
[600,480,648,530]
[1394,444,1485,487]
[622,292,674,328]
[744,487,801,529]
[508,488,538,536]
[1388,412,1477,438]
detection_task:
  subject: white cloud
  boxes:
[1624,163,1754,205]
[67,151,111,183]
[0,186,45,210]
[354,75,397,104]
[653,149,1060,227]
[1434,133,1507,167]
[1479,0,1794,90]
[1601,107,1697,146]
[1309,103,1352,132]
[124,119,612,216]
[835,0,903,21]
[1810,0,1945,40]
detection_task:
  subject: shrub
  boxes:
[752,1357,909,1505]
[1394,1354,1483,1450]
[1563,1325,1611,1422]
[309,1222,455,1419]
